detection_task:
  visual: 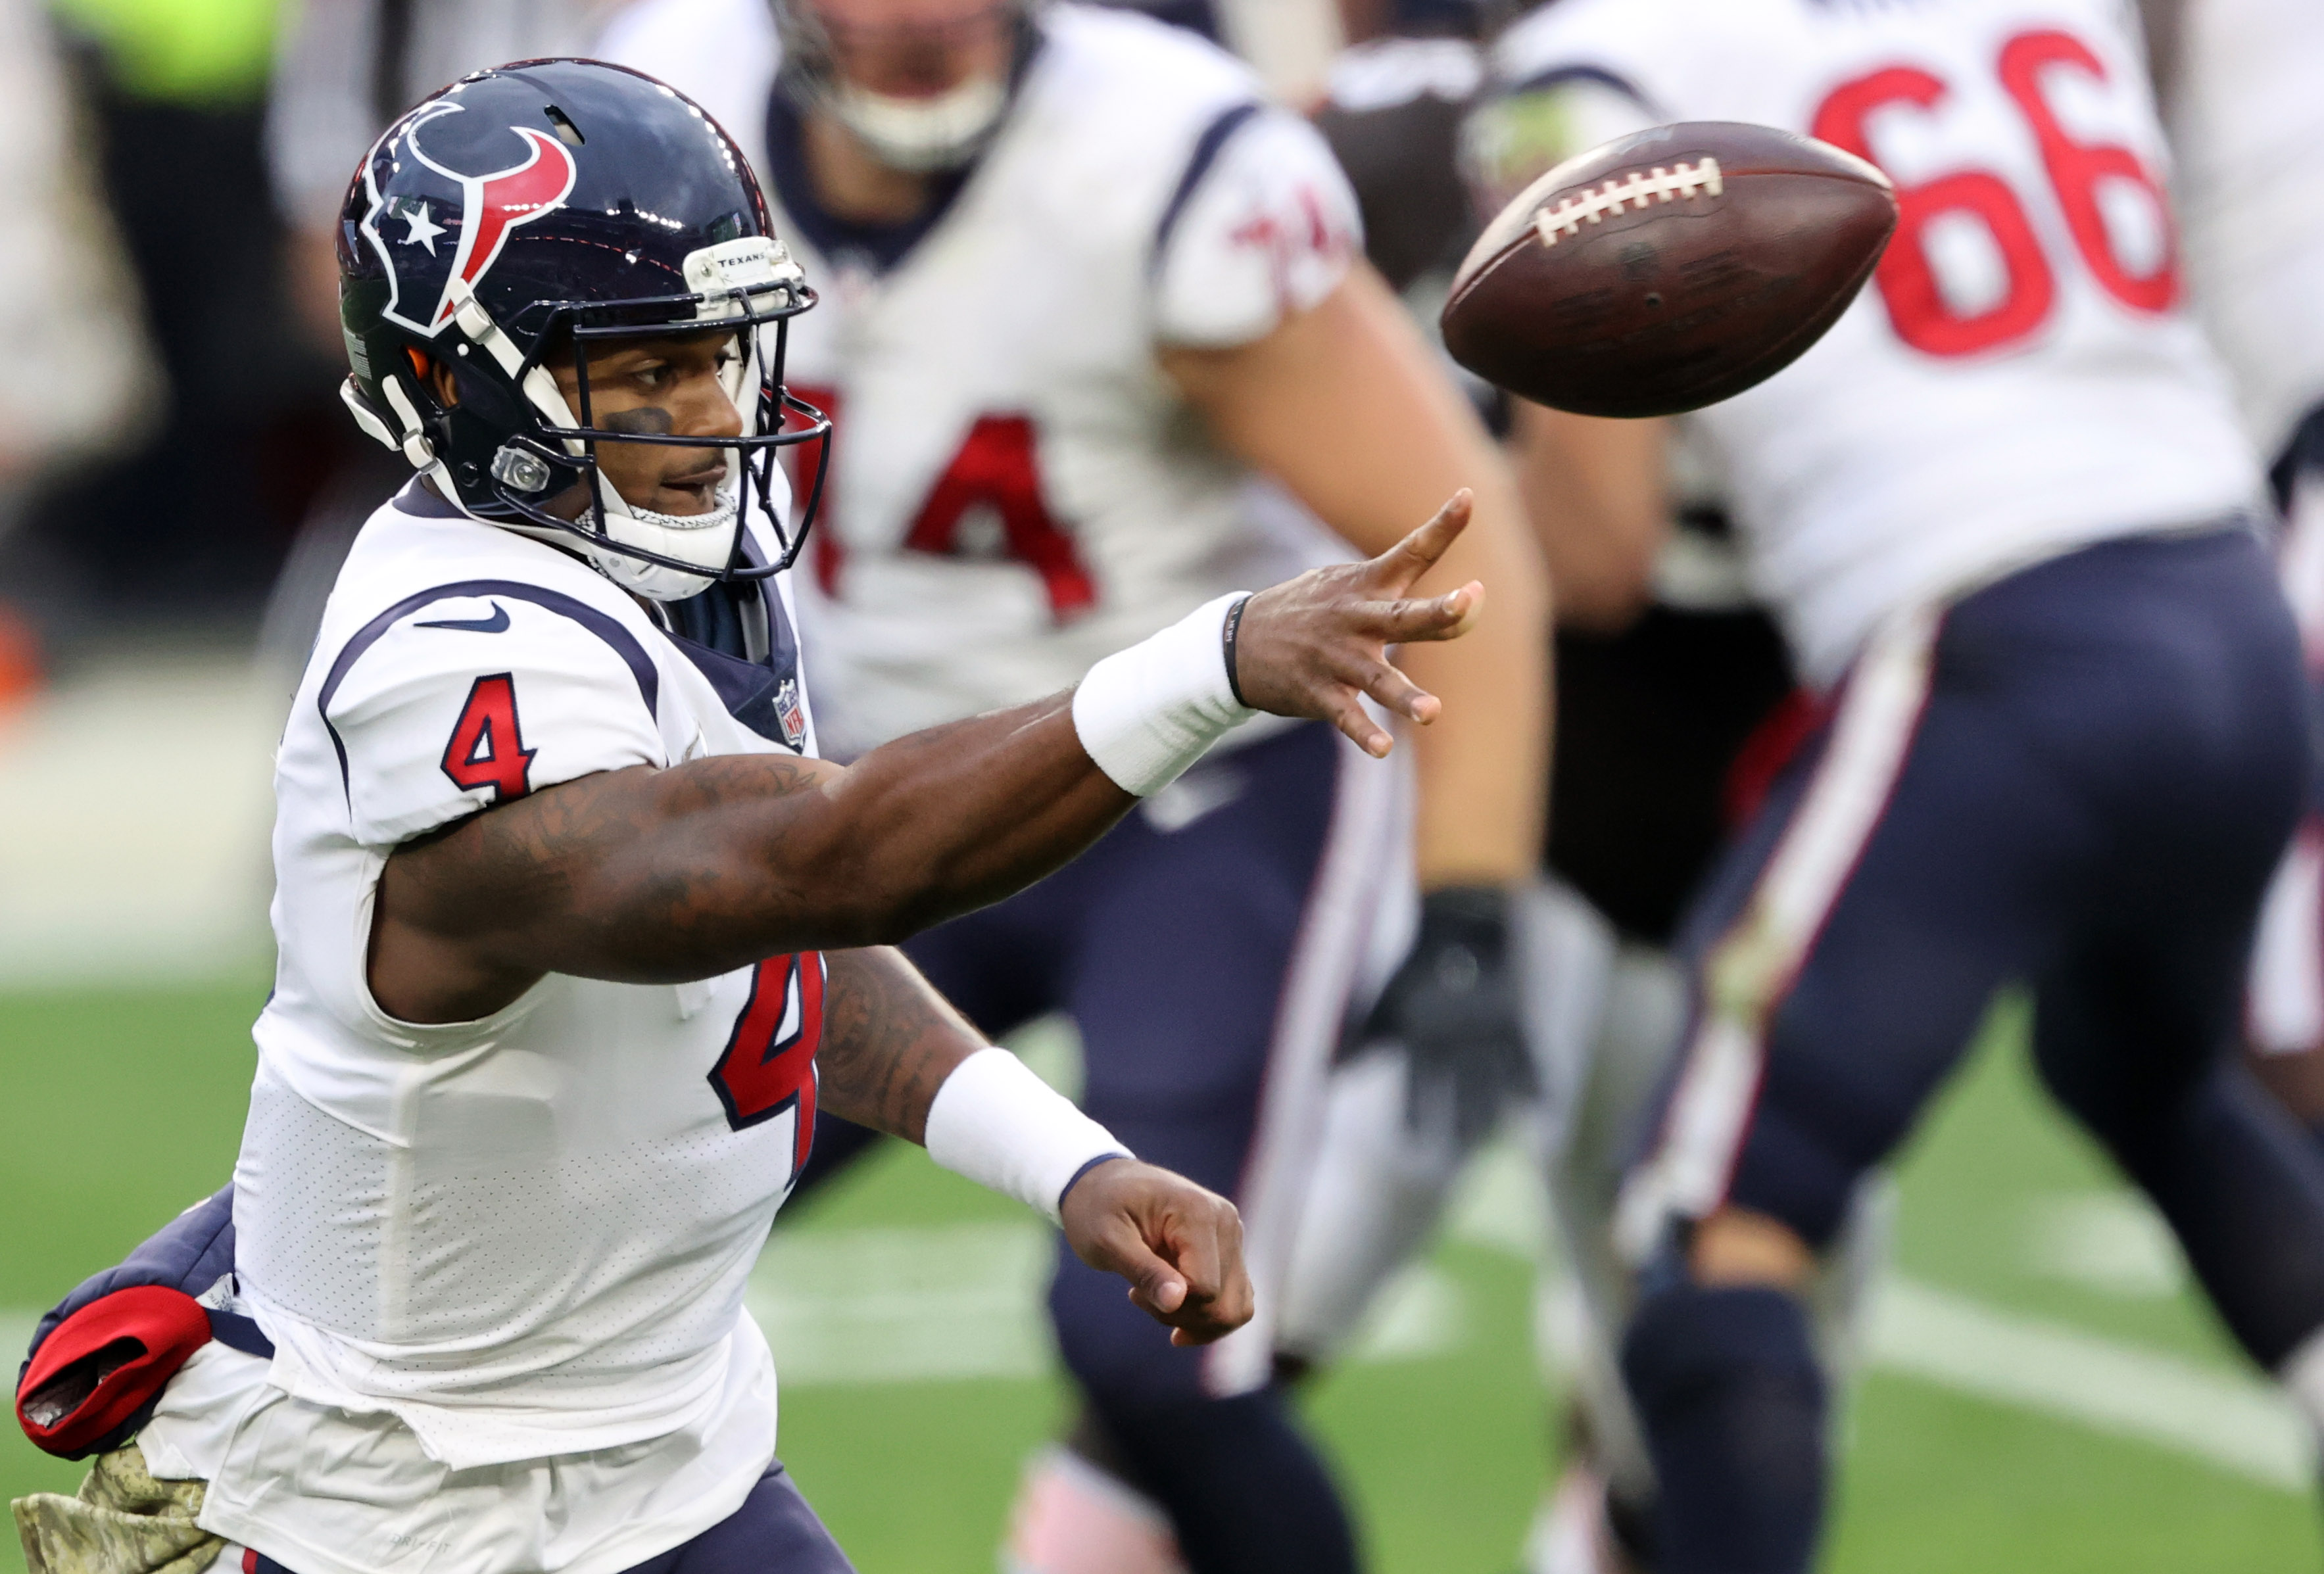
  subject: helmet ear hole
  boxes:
[406,347,458,408]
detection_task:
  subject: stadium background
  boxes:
[1,0,2317,1569]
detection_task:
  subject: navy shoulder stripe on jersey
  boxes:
[317,581,661,802]
[1151,100,1265,268]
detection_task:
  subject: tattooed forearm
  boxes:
[375,696,1133,1020]
[813,947,983,1143]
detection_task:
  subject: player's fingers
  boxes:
[1153,1205,1249,1346]
[1347,657,1441,728]
[1317,642,1436,727]
[1164,1204,1228,1310]
[1363,490,1472,595]
[1362,581,1484,645]
[1319,686,1397,758]
[1103,1226,1191,1322]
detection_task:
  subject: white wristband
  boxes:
[1073,592,1259,796]
[924,1048,1132,1223]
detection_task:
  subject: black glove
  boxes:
[1356,884,1535,1145]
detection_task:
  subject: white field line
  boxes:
[1452,1139,2312,1489]
[744,1220,1460,1386]
[0,655,279,985]
[0,1224,1456,1401]
[5,1201,2309,1494]
[1866,1276,2312,1490]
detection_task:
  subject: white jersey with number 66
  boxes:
[1486,0,2260,686]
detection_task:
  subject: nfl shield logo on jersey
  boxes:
[775,678,808,750]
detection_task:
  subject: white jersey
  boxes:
[165,485,824,1574]
[1489,0,2260,686]
[602,1,1363,753]
[2167,0,2324,458]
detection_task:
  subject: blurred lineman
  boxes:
[598,3,1549,1571]
[9,59,1498,1574]
[1468,0,2324,1569]
[2152,0,2324,1139]
[1274,24,1827,1569]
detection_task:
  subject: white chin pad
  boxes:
[832,76,1007,172]
[590,483,740,602]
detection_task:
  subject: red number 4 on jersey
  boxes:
[790,385,1098,621]
[710,951,825,1178]
[440,673,536,803]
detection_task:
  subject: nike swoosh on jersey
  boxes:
[414,604,511,634]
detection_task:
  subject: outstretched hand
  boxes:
[1059,1159,1253,1347]
[1233,489,1484,758]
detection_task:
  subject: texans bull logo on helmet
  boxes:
[359,102,581,338]
[333,59,831,603]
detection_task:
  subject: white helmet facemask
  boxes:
[394,237,814,603]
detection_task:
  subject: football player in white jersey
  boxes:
[594,4,1549,1572]
[1460,1,2324,1569]
[2153,0,2324,1148]
[8,59,1502,1574]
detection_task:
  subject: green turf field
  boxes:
[5,977,2319,1572]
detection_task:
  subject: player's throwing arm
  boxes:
[370,490,1481,1018]
[345,493,1479,1348]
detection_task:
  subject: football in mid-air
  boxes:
[1440,122,1897,419]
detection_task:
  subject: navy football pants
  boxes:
[904,719,1372,1403]
[1630,527,2324,1369]
[904,719,1382,1573]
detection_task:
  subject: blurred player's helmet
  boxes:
[773,0,1043,173]
[335,59,829,601]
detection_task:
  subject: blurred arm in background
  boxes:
[1509,402,1668,636]
[1162,262,1547,890]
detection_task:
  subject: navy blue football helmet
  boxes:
[336,59,828,600]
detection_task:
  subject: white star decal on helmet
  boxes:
[399,199,445,256]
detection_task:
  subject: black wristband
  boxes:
[1221,592,1253,709]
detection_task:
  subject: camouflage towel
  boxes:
[12,1441,222,1574]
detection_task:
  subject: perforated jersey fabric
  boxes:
[160,485,823,1573]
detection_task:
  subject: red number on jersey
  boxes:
[708,951,825,1179]
[439,673,535,803]
[1997,30,2177,314]
[1813,65,2055,358]
[900,415,1096,619]
[785,383,846,598]
[786,384,1096,621]
[1811,27,2178,359]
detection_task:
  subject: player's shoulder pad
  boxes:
[1149,104,1363,348]
[1490,0,1693,107]
[1012,7,1270,206]
[1472,0,1703,195]
[318,579,670,848]
[594,0,778,143]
